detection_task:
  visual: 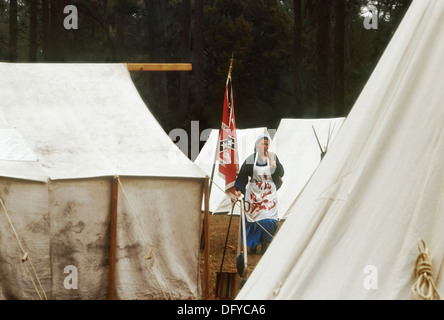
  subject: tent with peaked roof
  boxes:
[195,119,345,218]
[194,127,269,214]
[0,63,207,300]
[237,0,444,300]
[270,118,345,220]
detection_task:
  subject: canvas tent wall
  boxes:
[270,118,345,220]
[194,127,269,215]
[237,0,444,300]
[0,63,206,300]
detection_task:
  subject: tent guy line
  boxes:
[0,197,47,300]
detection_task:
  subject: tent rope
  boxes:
[411,239,441,300]
[21,253,43,300]
[411,174,444,300]
[116,177,173,300]
[0,197,48,300]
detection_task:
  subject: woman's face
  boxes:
[256,138,269,156]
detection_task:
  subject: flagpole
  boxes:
[208,134,219,201]
[209,55,235,200]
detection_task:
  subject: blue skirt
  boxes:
[242,219,278,248]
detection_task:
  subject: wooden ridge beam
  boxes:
[127,63,192,71]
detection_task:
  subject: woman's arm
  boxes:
[234,154,254,196]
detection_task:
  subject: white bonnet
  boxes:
[254,133,271,151]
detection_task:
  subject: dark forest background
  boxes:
[0,0,412,147]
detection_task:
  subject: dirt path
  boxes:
[200,214,281,300]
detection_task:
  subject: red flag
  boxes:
[218,70,239,194]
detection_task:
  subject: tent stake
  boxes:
[108,176,119,300]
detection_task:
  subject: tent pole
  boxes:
[208,132,220,199]
[200,133,219,250]
[108,175,119,300]
[203,176,210,299]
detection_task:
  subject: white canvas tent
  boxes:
[0,63,207,300]
[270,118,345,220]
[237,0,444,300]
[195,119,345,218]
[194,127,269,214]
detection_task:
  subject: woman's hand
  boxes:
[267,151,277,169]
[270,158,277,169]
[235,190,242,199]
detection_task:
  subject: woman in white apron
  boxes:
[234,134,284,254]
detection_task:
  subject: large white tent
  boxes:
[0,63,207,300]
[270,118,345,220]
[237,0,444,300]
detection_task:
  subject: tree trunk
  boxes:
[334,0,345,116]
[59,0,71,61]
[293,0,303,117]
[193,0,205,116]
[316,0,331,117]
[143,0,169,124]
[42,0,50,60]
[45,0,70,61]
[9,0,18,61]
[49,0,58,60]
[180,0,191,113]
[29,0,38,61]
[116,9,126,60]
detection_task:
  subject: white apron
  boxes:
[245,153,278,222]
